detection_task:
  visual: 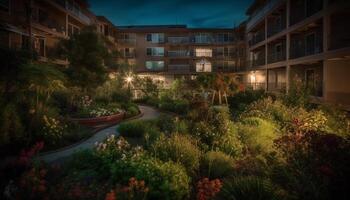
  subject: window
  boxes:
[195,48,212,57]
[0,0,9,12]
[146,61,164,71]
[217,33,232,43]
[216,47,234,57]
[146,47,164,56]
[195,33,212,43]
[196,59,212,72]
[146,33,165,43]
[68,23,80,37]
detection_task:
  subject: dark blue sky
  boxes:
[89,0,253,28]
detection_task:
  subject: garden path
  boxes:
[38,105,161,163]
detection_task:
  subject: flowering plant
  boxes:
[196,178,222,200]
[42,115,66,143]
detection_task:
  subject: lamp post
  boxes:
[125,72,134,97]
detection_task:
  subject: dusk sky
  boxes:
[89,0,254,28]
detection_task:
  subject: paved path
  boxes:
[38,105,161,163]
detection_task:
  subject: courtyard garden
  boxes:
[1,27,350,200]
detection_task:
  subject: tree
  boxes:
[57,26,110,91]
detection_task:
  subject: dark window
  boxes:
[146,34,152,41]
[146,48,152,55]
[0,30,9,48]
[0,0,9,12]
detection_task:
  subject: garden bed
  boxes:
[70,111,125,127]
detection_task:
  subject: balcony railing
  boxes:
[123,52,135,58]
[117,39,136,45]
[267,21,286,37]
[168,64,191,72]
[167,50,191,57]
[246,0,281,31]
[195,52,213,57]
[54,0,91,24]
[245,82,266,90]
[290,0,323,25]
[268,82,286,92]
[249,31,265,46]
[248,56,266,67]
[290,39,323,59]
[267,51,286,63]
[167,36,189,44]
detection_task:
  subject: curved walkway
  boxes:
[38,105,161,163]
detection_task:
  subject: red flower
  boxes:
[105,190,116,200]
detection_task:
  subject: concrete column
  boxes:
[286,0,290,28]
[286,65,291,93]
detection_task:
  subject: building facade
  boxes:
[116,24,246,86]
[244,0,350,108]
[0,0,117,66]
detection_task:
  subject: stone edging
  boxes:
[38,108,144,157]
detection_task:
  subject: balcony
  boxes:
[168,64,191,73]
[167,50,191,57]
[290,0,323,26]
[246,0,282,31]
[117,39,136,45]
[267,20,286,37]
[249,31,265,47]
[245,82,266,90]
[54,0,92,25]
[167,36,189,44]
[290,35,323,59]
[268,82,286,92]
[267,51,286,63]
[123,52,135,58]
[249,56,266,68]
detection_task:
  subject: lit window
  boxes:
[146,47,164,56]
[195,48,212,57]
[146,61,164,71]
[196,60,212,72]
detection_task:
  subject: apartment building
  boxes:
[116,24,246,86]
[244,0,350,108]
[0,0,116,66]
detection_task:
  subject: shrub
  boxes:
[241,98,293,129]
[228,89,266,119]
[217,176,283,200]
[237,117,279,155]
[110,156,191,200]
[273,132,350,200]
[201,151,235,179]
[155,115,188,135]
[118,120,156,138]
[151,134,201,175]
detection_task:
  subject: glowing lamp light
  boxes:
[126,76,133,83]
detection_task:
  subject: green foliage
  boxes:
[57,26,110,90]
[118,120,160,139]
[281,82,311,108]
[155,115,188,135]
[134,76,160,99]
[241,98,293,129]
[0,103,25,147]
[158,97,190,115]
[237,117,279,155]
[218,176,283,200]
[151,134,201,175]
[110,156,191,200]
[319,105,350,137]
[193,106,242,155]
[228,89,266,119]
[273,132,350,200]
[201,151,235,179]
